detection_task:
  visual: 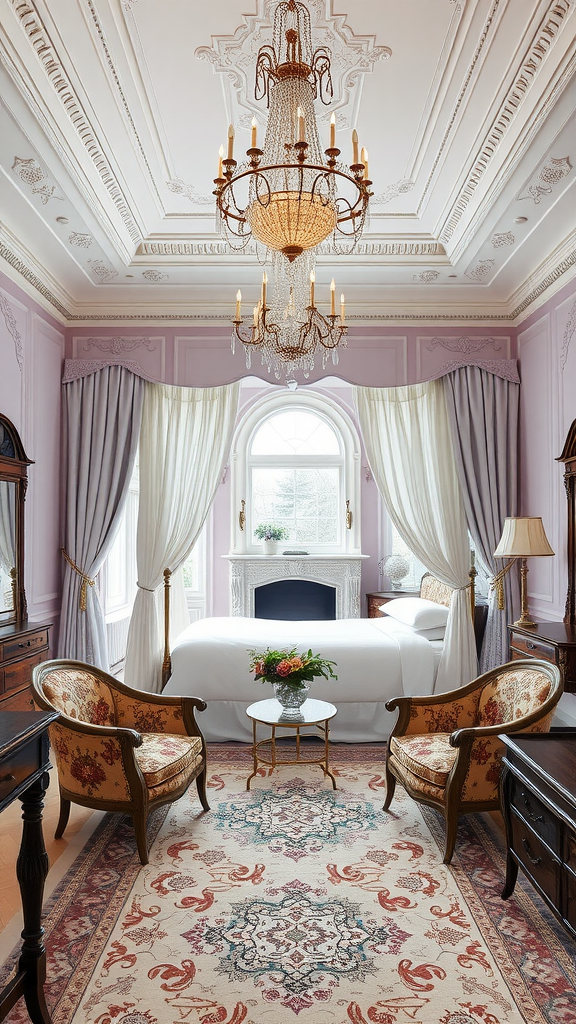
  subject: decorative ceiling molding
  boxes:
[69,232,93,249]
[465,259,495,282]
[142,269,169,282]
[0,240,71,320]
[87,259,118,283]
[491,231,515,248]
[418,0,503,211]
[1,238,574,324]
[413,270,440,283]
[194,0,391,128]
[518,154,573,203]
[7,0,142,245]
[167,180,213,207]
[0,291,23,368]
[560,296,576,368]
[11,156,64,204]
[85,0,162,209]
[134,240,447,258]
[440,0,573,242]
[372,180,415,207]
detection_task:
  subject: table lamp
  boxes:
[493,517,554,628]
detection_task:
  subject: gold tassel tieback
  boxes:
[61,548,95,611]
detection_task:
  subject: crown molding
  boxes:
[134,239,447,260]
[6,0,144,247]
[439,0,574,244]
[2,224,574,326]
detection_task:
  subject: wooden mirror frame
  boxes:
[557,418,576,625]
[0,415,32,624]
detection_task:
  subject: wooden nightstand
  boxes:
[508,621,576,694]
[366,591,418,618]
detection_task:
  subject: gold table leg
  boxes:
[247,718,258,790]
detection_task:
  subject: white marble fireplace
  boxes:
[225,554,368,619]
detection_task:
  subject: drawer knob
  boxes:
[526,640,536,650]
[0,773,16,785]
[521,792,544,823]
[522,837,542,867]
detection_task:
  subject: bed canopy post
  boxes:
[161,568,172,690]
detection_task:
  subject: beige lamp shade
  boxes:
[494,517,554,558]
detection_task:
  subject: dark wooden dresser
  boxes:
[500,731,576,939]
[0,622,52,712]
[508,621,576,694]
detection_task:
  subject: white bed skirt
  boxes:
[164,616,443,743]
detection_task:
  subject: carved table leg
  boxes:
[16,771,51,1024]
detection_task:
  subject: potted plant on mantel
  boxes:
[254,523,289,555]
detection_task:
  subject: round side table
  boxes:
[245,697,338,790]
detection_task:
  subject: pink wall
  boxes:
[66,322,516,618]
[516,276,576,622]
[0,270,66,641]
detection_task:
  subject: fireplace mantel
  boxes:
[224,554,368,619]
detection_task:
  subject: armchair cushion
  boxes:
[43,667,116,726]
[477,666,554,726]
[135,734,203,787]
[390,733,456,787]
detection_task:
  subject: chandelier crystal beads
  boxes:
[214,0,374,377]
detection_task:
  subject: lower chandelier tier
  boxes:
[232,302,347,379]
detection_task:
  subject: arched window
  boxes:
[231,391,361,554]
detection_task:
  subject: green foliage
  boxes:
[254,523,290,541]
[249,646,338,689]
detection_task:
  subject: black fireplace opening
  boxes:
[255,579,336,620]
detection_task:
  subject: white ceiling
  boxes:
[0,0,574,323]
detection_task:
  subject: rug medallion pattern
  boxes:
[1,745,574,1024]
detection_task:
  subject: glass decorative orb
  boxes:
[384,554,410,589]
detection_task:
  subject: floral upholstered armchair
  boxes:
[32,659,209,864]
[383,659,562,864]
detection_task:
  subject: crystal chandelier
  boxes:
[213,0,373,377]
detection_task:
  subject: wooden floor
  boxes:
[0,780,94,934]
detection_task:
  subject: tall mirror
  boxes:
[0,415,32,625]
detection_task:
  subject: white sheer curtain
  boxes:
[355,380,477,692]
[124,382,240,693]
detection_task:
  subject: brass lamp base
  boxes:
[513,558,537,629]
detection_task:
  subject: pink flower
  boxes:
[289,657,304,671]
[276,659,293,677]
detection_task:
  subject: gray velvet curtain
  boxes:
[58,365,144,667]
[443,366,520,671]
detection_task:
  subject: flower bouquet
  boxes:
[249,646,337,720]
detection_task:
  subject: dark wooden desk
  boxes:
[500,731,576,940]
[0,711,59,1023]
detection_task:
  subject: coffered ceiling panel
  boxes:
[0,0,574,321]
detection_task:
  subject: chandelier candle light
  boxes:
[215,0,373,377]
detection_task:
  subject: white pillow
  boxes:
[380,597,449,630]
[413,625,446,641]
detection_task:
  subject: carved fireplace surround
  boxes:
[225,555,368,619]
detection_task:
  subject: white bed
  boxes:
[164,614,444,743]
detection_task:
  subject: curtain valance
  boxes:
[62,356,520,388]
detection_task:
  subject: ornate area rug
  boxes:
[2,744,575,1024]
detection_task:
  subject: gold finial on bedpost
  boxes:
[161,567,172,690]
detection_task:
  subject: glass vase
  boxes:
[273,682,310,720]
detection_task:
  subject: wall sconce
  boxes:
[493,517,554,628]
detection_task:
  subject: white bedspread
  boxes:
[164,616,442,743]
